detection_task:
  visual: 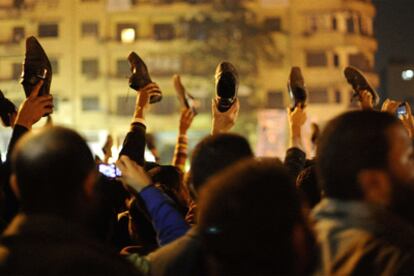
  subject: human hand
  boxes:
[134,83,161,119]
[179,108,195,135]
[15,80,53,129]
[211,98,239,135]
[359,90,374,110]
[399,102,414,138]
[381,99,400,114]
[116,155,152,193]
[287,106,307,150]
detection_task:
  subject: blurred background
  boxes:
[0,0,413,163]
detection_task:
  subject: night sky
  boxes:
[373,0,414,72]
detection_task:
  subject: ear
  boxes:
[358,169,391,206]
[83,171,97,199]
[10,174,20,199]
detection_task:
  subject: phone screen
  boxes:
[98,163,121,178]
[397,105,407,116]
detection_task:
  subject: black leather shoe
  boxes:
[128,52,162,104]
[288,67,307,110]
[215,61,238,112]
[344,66,379,106]
[173,74,197,115]
[20,36,52,98]
[0,90,17,127]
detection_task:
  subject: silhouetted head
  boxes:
[317,110,414,206]
[11,127,97,219]
[198,158,317,275]
[189,133,253,197]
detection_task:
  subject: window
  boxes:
[116,96,135,116]
[332,16,338,31]
[12,63,21,80]
[264,17,282,32]
[82,96,100,111]
[151,95,177,115]
[346,16,355,33]
[81,22,99,37]
[333,54,340,68]
[306,51,327,67]
[116,59,130,77]
[12,26,25,42]
[309,16,318,32]
[154,23,175,40]
[348,53,371,71]
[50,59,59,74]
[82,59,99,77]
[117,23,137,42]
[38,23,59,37]
[309,88,329,103]
[334,90,342,103]
[266,91,284,109]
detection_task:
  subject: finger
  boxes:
[116,157,127,172]
[42,106,53,114]
[38,97,53,105]
[29,80,44,99]
[227,99,239,114]
[406,102,413,115]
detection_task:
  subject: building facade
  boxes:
[0,0,378,159]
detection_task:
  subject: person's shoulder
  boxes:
[331,229,413,275]
[146,229,203,276]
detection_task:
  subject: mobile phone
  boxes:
[397,103,407,116]
[98,163,121,178]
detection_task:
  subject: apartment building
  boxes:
[0,0,378,158]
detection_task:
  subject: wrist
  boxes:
[131,180,151,193]
[15,117,32,130]
[290,126,302,138]
[133,108,145,120]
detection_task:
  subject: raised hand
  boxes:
[15,80,53,129]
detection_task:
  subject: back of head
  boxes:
[198,158,316,275]
[12,126,95,217]
[317,110,400,200]
[190,133,253,193]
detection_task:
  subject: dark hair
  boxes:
[12,127,95,217]
[316,110,400,200]
[198,158,316,275]
[190,133,253,194]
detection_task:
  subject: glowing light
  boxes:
[121,28,135,43]
[402,69,414,81]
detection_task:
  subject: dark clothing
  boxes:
[141,228,204,276]
[1,125,29,224]
[140,186,190,246]
[313,199,414,275]
[119,122,147,166]
[284,147,306,180]
[0,213,142,275]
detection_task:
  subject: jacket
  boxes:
[312,198,414,275]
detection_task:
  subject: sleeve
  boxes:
[1,124,29,223]
[139,186,190,246]
[119,122,147,166]
[284,147,306,181]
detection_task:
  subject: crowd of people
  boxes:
[0,38,414,276]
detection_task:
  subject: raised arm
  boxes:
[119,83,161,166]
